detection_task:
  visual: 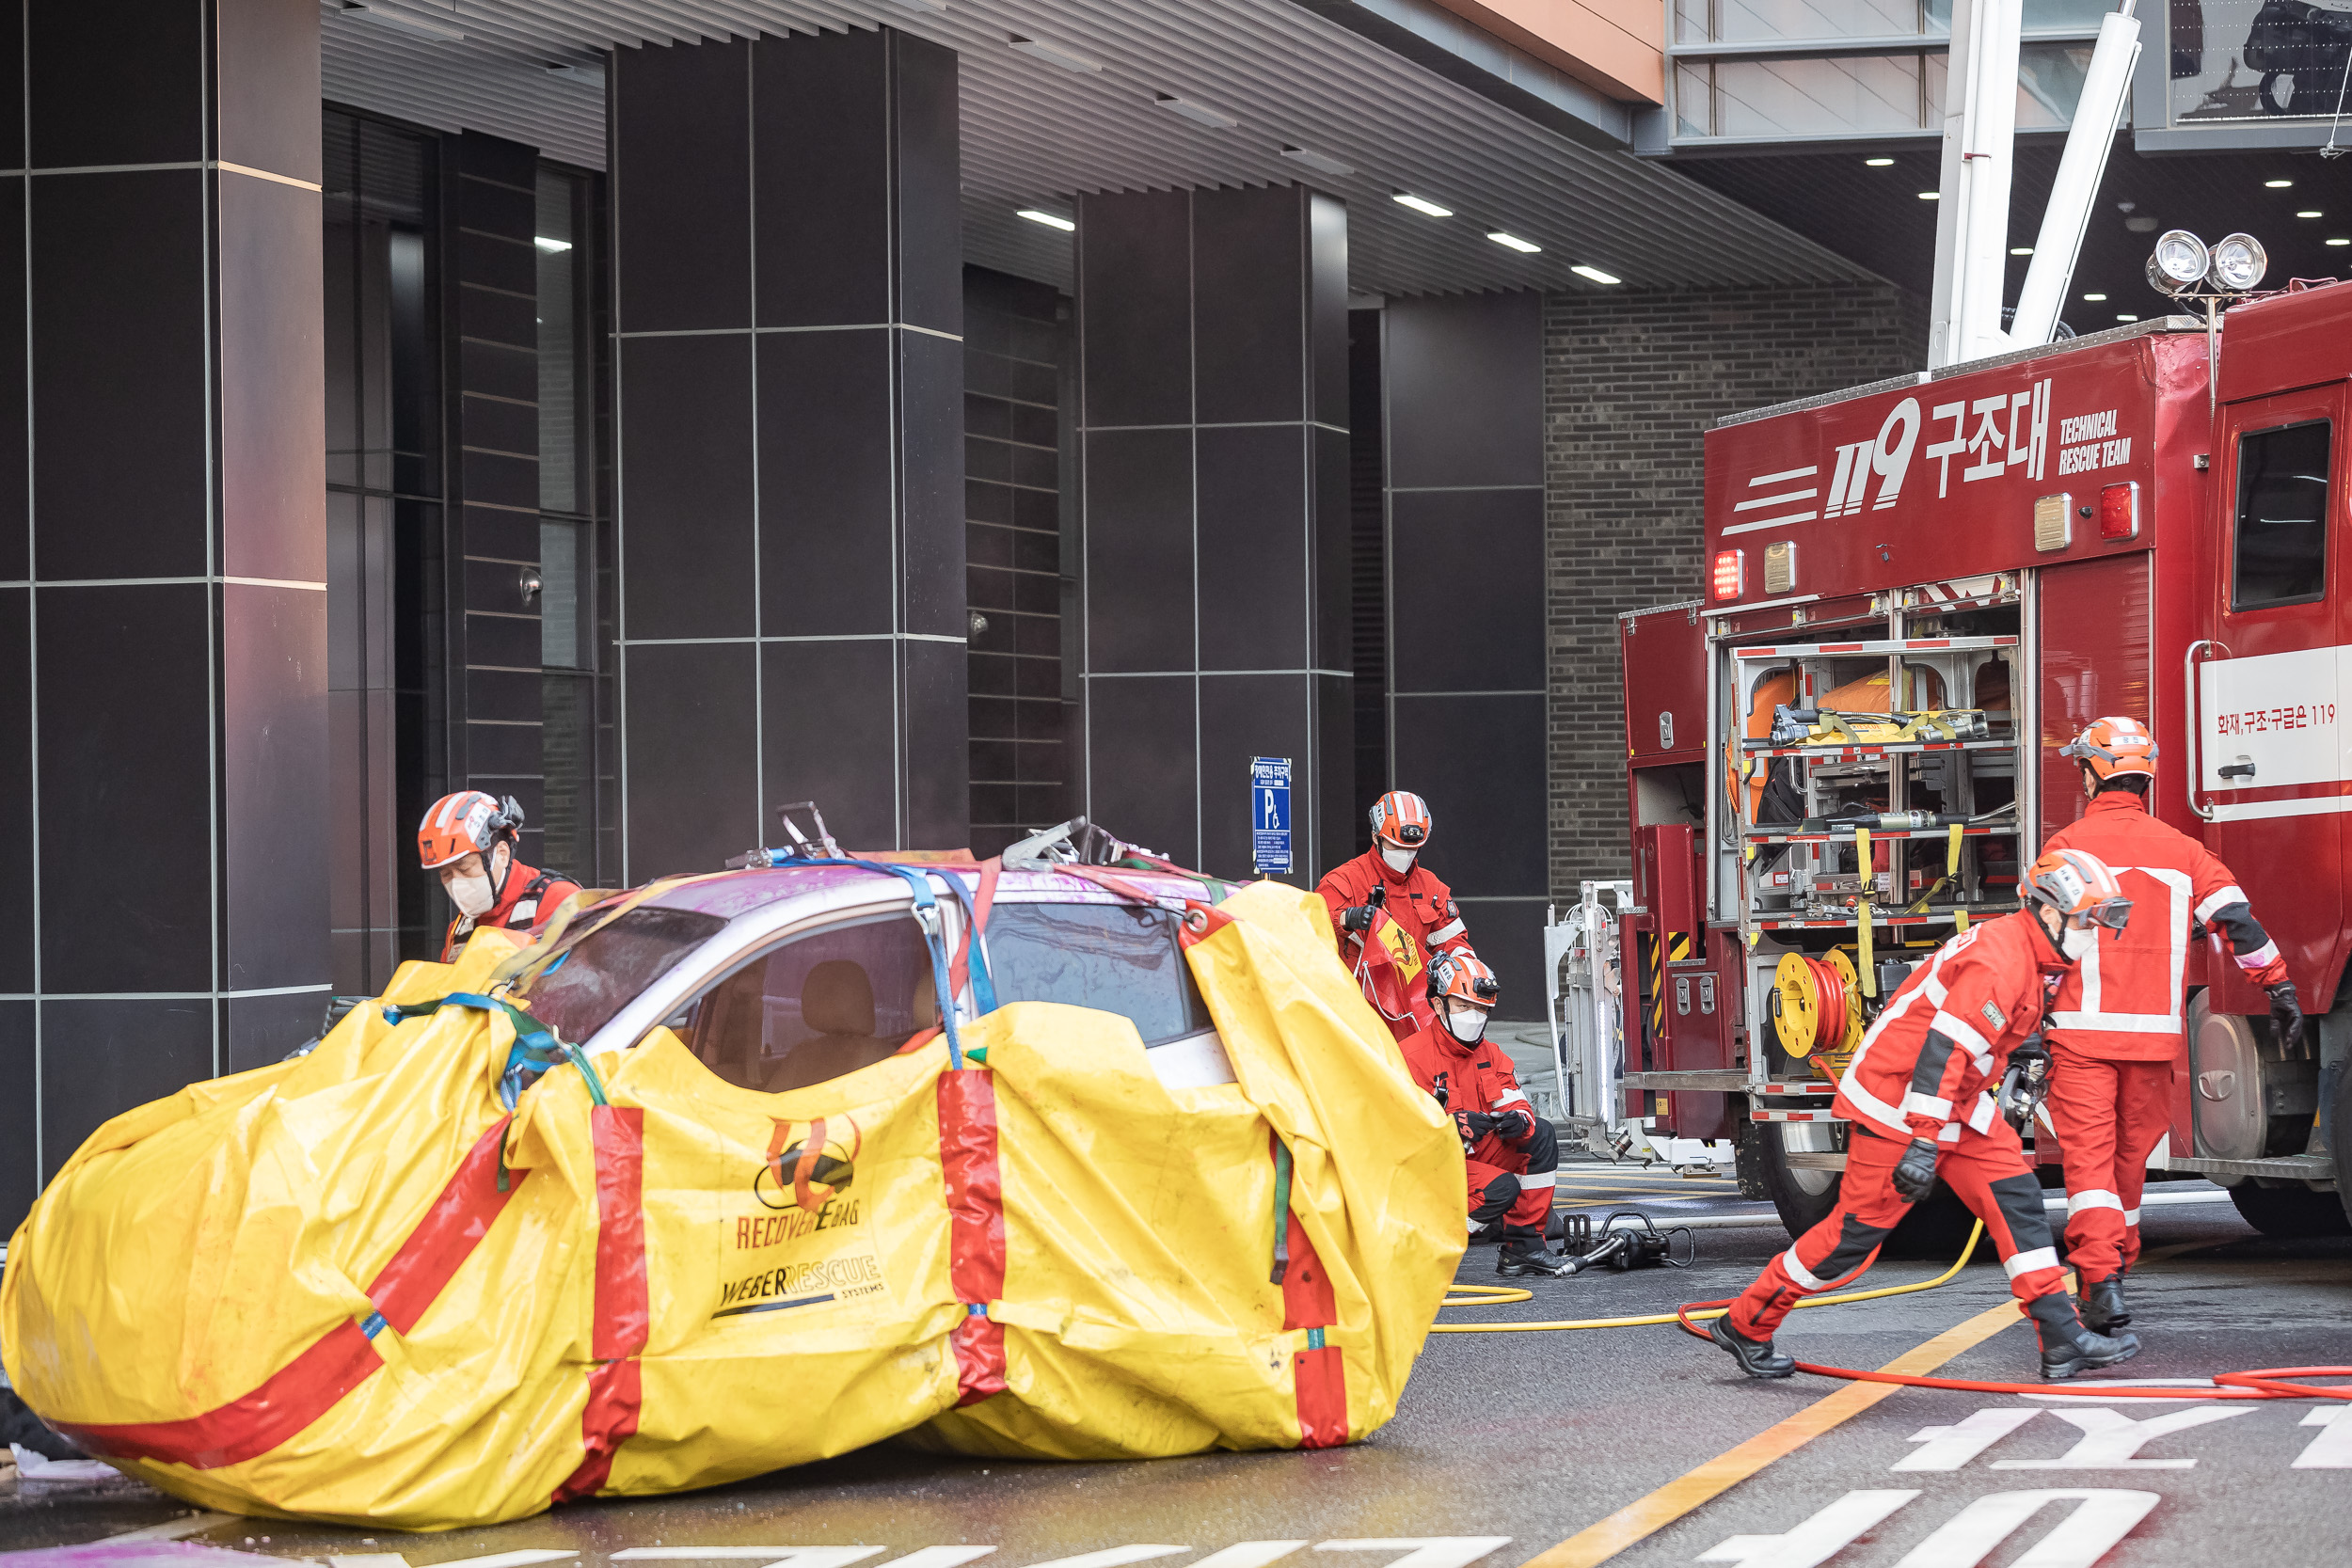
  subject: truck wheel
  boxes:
[1748,1115,1844,1236]
[2227,1180,2352,1238]
[2334,1053,2352,1229]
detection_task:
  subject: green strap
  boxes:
[1269,1137,1294,1285]
[383,990,610,1111]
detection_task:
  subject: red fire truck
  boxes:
[1564,280,2352,1244]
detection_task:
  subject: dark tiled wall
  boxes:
[612,28,966,874]
[1382,291,1546,1016]
[0,1,327,1231]
[1076,184,1351,885]
[963,266,1070,858]
[1543,283,1928,895]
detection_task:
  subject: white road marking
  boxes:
[612,1554,889,1565]
[1894,1408,2042,1470]
[324,1557,414,1568]
[2295,1407,2352,1469]
[1695,1488,1918,1567]
[1313,1540,1513,1568]
[1889,1488,2159,1568]
[426,1554,579,1568]
[1187,1544,1311,1568]
[1991,1404,2250,1469]
[1020,1549,1189,1568]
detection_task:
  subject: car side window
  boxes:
[982,901,1213,1047]
[674,914,939,1093]
[2232,419,2330,610]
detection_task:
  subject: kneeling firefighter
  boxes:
[1709,847,2145,1383]
[1397,954,1571,1278]
[418,790,581,962]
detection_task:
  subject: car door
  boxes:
[980,897,1237,1087]
[2198,387,2348,1006]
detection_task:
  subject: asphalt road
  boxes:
[5,1162,2345,1567]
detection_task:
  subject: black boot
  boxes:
[2030,1294,2139,1381]
[2081,1274,2131,1333]
[1708,1313,1797,1379]
[1497,1232,1573,1277]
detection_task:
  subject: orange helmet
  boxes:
[2059,716,2157,781]
[2022,847,2133,933]
[417,790,524,870]
[1427,950,1501,1008]
[1370,790,1433,849]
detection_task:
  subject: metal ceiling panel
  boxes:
[319,0,1873,295]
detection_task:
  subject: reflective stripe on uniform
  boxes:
[2003,1245,2059,1280]
[1516,1170,1555,1192]
[2123,1208,2141,1227]
[1966,1091,1998,1132]
[2196,885,2250,924]
[2068,1188,2123,1214]
[1430,919,1466,943]
[1782,1246,1831,1291]
[2236,939,2281,973]
[2049,1009,2185,1033]
[1929,1009,1992,1058]
[1900,1090,1952,1119]
[1492,1089,1531,1110]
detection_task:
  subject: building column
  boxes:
[0,0,327,1227]
[1076,184,1351,884]
[1383,291,1545,1012]
[611,27,964,876]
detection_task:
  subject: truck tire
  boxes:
[1744,1113,1844,1236]
[2334,1053,2352,1230]
[2227,1180,2352,1238]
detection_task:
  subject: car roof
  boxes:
[628,863,1223,925]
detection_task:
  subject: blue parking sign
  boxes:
[1250,757,1292,876]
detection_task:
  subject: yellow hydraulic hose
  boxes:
[1429,1220,1983,1333]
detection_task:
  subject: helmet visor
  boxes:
[2069,895,2134,934]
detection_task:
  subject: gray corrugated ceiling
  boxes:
[319,0,1874,295]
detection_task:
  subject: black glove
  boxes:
[1490,1107,1535,1142]
[1340,904,1377,934]
[2267,982,2305,1048]
[1891,1137,1940,1204]
[1454,1110,1502,1143]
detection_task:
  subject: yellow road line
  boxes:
[1515,1291,2028,1568]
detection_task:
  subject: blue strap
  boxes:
[383,990,611,1112]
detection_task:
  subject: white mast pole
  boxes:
[2010,1,2143,347]
[1927,0,2025,368]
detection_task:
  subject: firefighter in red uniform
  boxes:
[1396,953,1571,1277]
[2042,717,2302,1333]
[1319,790,1475,972]
[418,790,581,962]
[1709,848,2143,1383]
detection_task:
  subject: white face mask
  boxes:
[1380,844,1418,874]
[2058,920,2099,962]
[1445,1004,1487,1044]
[447,870,495,918]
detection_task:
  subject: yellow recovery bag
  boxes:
[1,880,1464,1529]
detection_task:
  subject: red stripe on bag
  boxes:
[58,1118,523,1470]
[553,1357,642,1502]
[937,1070,1008,1405]
[590,1106,648,1360]
[556,1105,649,1502]
[1275,1154,1348,1449]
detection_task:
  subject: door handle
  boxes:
[2185,639,2231,821]
[2218,762,2256,780]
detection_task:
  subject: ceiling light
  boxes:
[1009,36,1102,72]
[1918,190,1940,200]
[1280,146,1353,177]
[1486,230,1541,253]
[2083,292,2107,301]
[1569,263,1621,285]
[2117,313,2139,321]
[1156,94,1237,130]
[2010,246,2033,255]
[533,236,572,253]
[2296,209,2322,218]
[2265,178,2293,188]
[339,3,465,41]
[2330,237,2352,246]
[1017,208,1075,232]
[1392,192,1452,218]
[1865,157,1895,166]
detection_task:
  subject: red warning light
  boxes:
[1712,549,1745,601]
[2098,482,2138,542]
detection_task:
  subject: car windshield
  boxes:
[523,906,726,1044]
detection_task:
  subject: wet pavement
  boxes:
[5,1161,2344,1566]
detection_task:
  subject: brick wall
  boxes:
[1544,282,1928,895]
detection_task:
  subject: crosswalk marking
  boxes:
[1893,1408,2042,1471]
[1695,1489,1916,1568]
[2295,1407,2352,1469]
[1989,1405,2249,1470]
[1312,1540,1511,1568]
[1889,1488,2159,1568]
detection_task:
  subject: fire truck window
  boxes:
[2231,420,2331,610]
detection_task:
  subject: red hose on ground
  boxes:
[1673,1297,2352,1401]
